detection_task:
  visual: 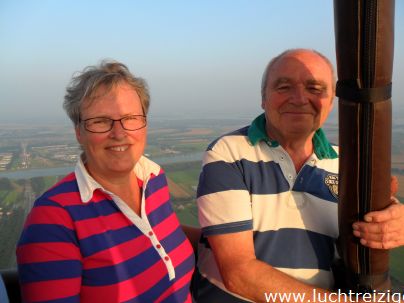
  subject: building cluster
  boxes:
[0,153,13,171]
[32,144,80,163]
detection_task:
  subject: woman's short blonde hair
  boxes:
[63,60,150,125]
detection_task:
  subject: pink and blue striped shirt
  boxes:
[17,156,195,303]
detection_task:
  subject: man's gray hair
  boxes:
[63,60,150,126]
[260,48,336,101]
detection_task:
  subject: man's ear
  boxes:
[261,99,266,110]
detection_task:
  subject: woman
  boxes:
[17,61,195,303]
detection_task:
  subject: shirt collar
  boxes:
[75,154,161,203]
[247,113,338,159]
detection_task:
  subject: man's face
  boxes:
[262,51,335,141]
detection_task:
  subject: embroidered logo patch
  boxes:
[325,174,338,199]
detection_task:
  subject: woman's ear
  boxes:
[75,125,82,144]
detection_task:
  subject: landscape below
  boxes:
[1,116,403,285]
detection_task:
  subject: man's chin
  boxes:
[284,126,317,137]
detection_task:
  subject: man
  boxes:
[194,49,404,302]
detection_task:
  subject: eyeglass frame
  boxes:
[79,115,147,133]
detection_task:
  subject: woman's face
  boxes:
[75,82,147,180]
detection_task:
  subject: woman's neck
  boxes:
[87,167,142,215]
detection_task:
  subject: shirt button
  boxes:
[156,244,162,249]
[148,231,154,236]
[164,256,170,262]
[280,156,284,161]
[288,175,293,179]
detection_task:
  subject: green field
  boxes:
[0,180,26,268]
[31,175,61,196]
[164,161,200,227]
[391,246,404,282]
[164,161,201,191]
[175,203,199,226]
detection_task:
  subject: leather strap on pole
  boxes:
[336,81,392,103]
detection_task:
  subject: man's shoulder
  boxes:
[206,125,250,151]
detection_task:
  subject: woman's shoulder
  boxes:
[35,172,81,207]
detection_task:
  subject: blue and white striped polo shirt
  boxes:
[195,113,339,302]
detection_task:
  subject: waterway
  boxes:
[0,152,204,180]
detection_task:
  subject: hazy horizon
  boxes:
[1,0,403,124]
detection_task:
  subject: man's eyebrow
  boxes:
[306,79,328,88]
[271,77,292,87]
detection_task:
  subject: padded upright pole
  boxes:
[334,0,394,291]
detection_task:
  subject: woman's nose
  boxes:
[108,120,127,139]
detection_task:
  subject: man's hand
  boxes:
[352,176,404,249]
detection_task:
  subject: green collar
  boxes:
[247,113,338,160]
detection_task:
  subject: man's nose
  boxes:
[290,86,308,104]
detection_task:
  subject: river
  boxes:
[0,152,204,180]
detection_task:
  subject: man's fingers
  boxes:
[359,238,400,250]
[353,221,401,237]
[363,203,403,223]
[354,227,403,249]
[352,185,404,250]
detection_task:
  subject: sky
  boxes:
[0,0,403,124]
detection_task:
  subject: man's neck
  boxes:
[267,128,315,172]
[283,141,313,173]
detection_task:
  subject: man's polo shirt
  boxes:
[195,114,339,302]
[17,156,195,303]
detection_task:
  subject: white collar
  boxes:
[75,154,161,203]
